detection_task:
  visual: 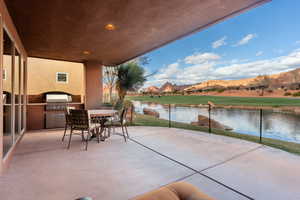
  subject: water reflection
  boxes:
[132,101,300,143]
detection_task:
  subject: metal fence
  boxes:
[130,102,300,145]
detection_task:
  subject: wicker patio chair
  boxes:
[62,106,80,142]
[107,107,129,142]
[62,111,72,142]
[68,109,100,150]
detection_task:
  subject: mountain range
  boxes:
[145,68,300,93]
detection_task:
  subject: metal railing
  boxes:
[130,102,300,145]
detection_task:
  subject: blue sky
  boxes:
[143,0,300,87]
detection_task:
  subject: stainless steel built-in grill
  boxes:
[45,94,72,129]
[46,94,71,103]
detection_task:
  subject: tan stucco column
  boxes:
[84,61,103,109]
[0,18,3,173]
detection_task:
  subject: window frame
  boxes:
[3,68,6,80]
[56,72,69,83]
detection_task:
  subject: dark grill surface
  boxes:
[45,103,67,111]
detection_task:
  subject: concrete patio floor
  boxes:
[1,126,300,200]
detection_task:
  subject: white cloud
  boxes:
[145,49,300,87]
[234,34,256,46]
[256,51,263,56]
[296,40,300,45]
[153,62,180,80]
[212,36,227,49]
[214,49,300,78]
[184,52,221,64]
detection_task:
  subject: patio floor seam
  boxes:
[129,137,255,200]
[199,145,263,173]
[172,172,199,182]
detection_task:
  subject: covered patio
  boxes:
[0,0,272,171]
[4,0,297,199]
[1,126,299,200]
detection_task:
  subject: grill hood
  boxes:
[46,94,72,103]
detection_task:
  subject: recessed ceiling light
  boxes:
[105,23,116,31]
[83,51,90,55]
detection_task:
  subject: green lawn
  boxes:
[127,95,300,107]
[131,114,300,155]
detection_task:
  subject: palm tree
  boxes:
[116,62,147,102]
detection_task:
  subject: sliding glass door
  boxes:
[2,27,27,158]
[3,29,13,156]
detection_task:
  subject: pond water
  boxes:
[132,101,300,143]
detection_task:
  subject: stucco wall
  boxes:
[27,57,84,95]
[3,56,84,96]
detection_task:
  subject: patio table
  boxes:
[88,109,118,141]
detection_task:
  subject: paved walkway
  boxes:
[1,126,300,200]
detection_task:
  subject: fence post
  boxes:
[169,104,171,128]
[259,109,263,143]
[208,104,211,133]
[130,104,134,125]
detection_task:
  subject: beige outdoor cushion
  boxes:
[132,181,215,200]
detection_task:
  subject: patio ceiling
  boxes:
[5,0,270,65]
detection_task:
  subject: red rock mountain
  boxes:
[185,68,300,91]
[146,86,160,93]
[145,68,300,92]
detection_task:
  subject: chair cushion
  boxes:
[131,182,215,200]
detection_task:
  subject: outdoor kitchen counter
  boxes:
[27,102,83,105]
[26,103,84,130]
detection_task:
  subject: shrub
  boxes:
[293,92,300,97]
[292,92,300,97]
[113,100,124,110]
[217,88,226,93]
[267,89,273,93]
[284,92,292,96]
